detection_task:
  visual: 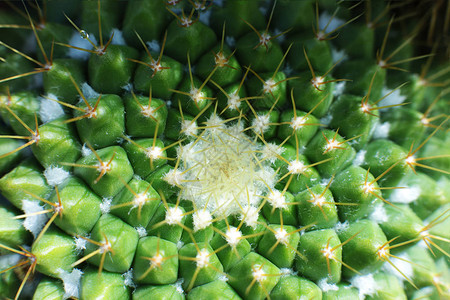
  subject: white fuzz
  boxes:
[379,87,406,111]
[173,279,185,294]
[196,249,210,268]
[225,36,235,48]
[268,190,287,209]
[199,9,212,26]
[274,228,289,245]
[331,47,348,64]
[227,92,241,110]
[81,82,100,99]
[44,166,70,186]
[263,78,276,94]
[333,81,347,97]
[59,268,83,299]
[260,143,284,164]
[252,114,270,134]
[280,268,295,277]
[291,116,306,130]
[389,185,420,204]
[242,206,259,228]
[218,274,229,282]
[176,240,184,250]
[334,221,349,232]
[383,253,413,282]
[165,207,184,225]
[164,169,184,187]
[81,143,93,157]
[320,114,333,126]
[146,40,160,53]
[225,227,242,247]
[145,146,163,160]
[319,12,345,33]
[135,226,147,238]
[288,160,306,175]
[181,120,198,137]
[369,204,388,223]
[205,115,224,130]
[100,198,112,214]
[373,122,391,139]
[350,274,378,299]
[110,29,126,45]
[252,266,266,283]
[132,193,148,209]
[178,122,276,219]
[22,200,48,237]
[122,269,136,288]
[68,31,96,60]
[193,210,213,231]
[318,278,339,292]
[74,236,87,251]
[39,94,65,123]
[353,150,366,166]
[0,254,21,270]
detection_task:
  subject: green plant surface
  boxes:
[0,1,449,299]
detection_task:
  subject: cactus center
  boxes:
[176,119,276,219]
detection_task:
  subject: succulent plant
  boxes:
[0,0,449,299]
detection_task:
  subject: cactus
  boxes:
[0,0,449,299]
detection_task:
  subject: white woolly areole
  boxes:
[74,236,87,251]
[135,226,147,238]
[319,12,345,34]
[350,274,378,299]
[260,143,284,164]
[68,31,96,60]
[280,268,295,277]
[252,114,271,134]
[81,82,100,99]
[39,94,65,123]
[334,221,349,232]
[318,278,339,292]
[225,36,235,48]
[146,40,160,53]
[353,150,366,166]
[389,185,420,204]
[227,92,241,110]
[100,198,112,214]
[196,249,210,268]
[383,253,413,282]
[44,166,70,186]
[122,269,136,288]
[225,227,242,247]
[0,254,21,271]
[369,204,388,223]
[242,206,259,228]
[110,29,126,45]
[252,265,267,283]
[379,87,406,111]
[288,160,306,174]
[268,190,287,209]
[274,228,289,245]
[81,143,93,157]
[181,120,198,137]
[164,169,184,187]
[373,122,391,139]
[165,207,184,225]
[193,210,213,231]
[58,268,83,299]
[176,122,276,219]
[173,279,184,294]
[22,200,48,237]
[176,240,184,250]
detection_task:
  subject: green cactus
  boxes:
[0,0,449,299]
